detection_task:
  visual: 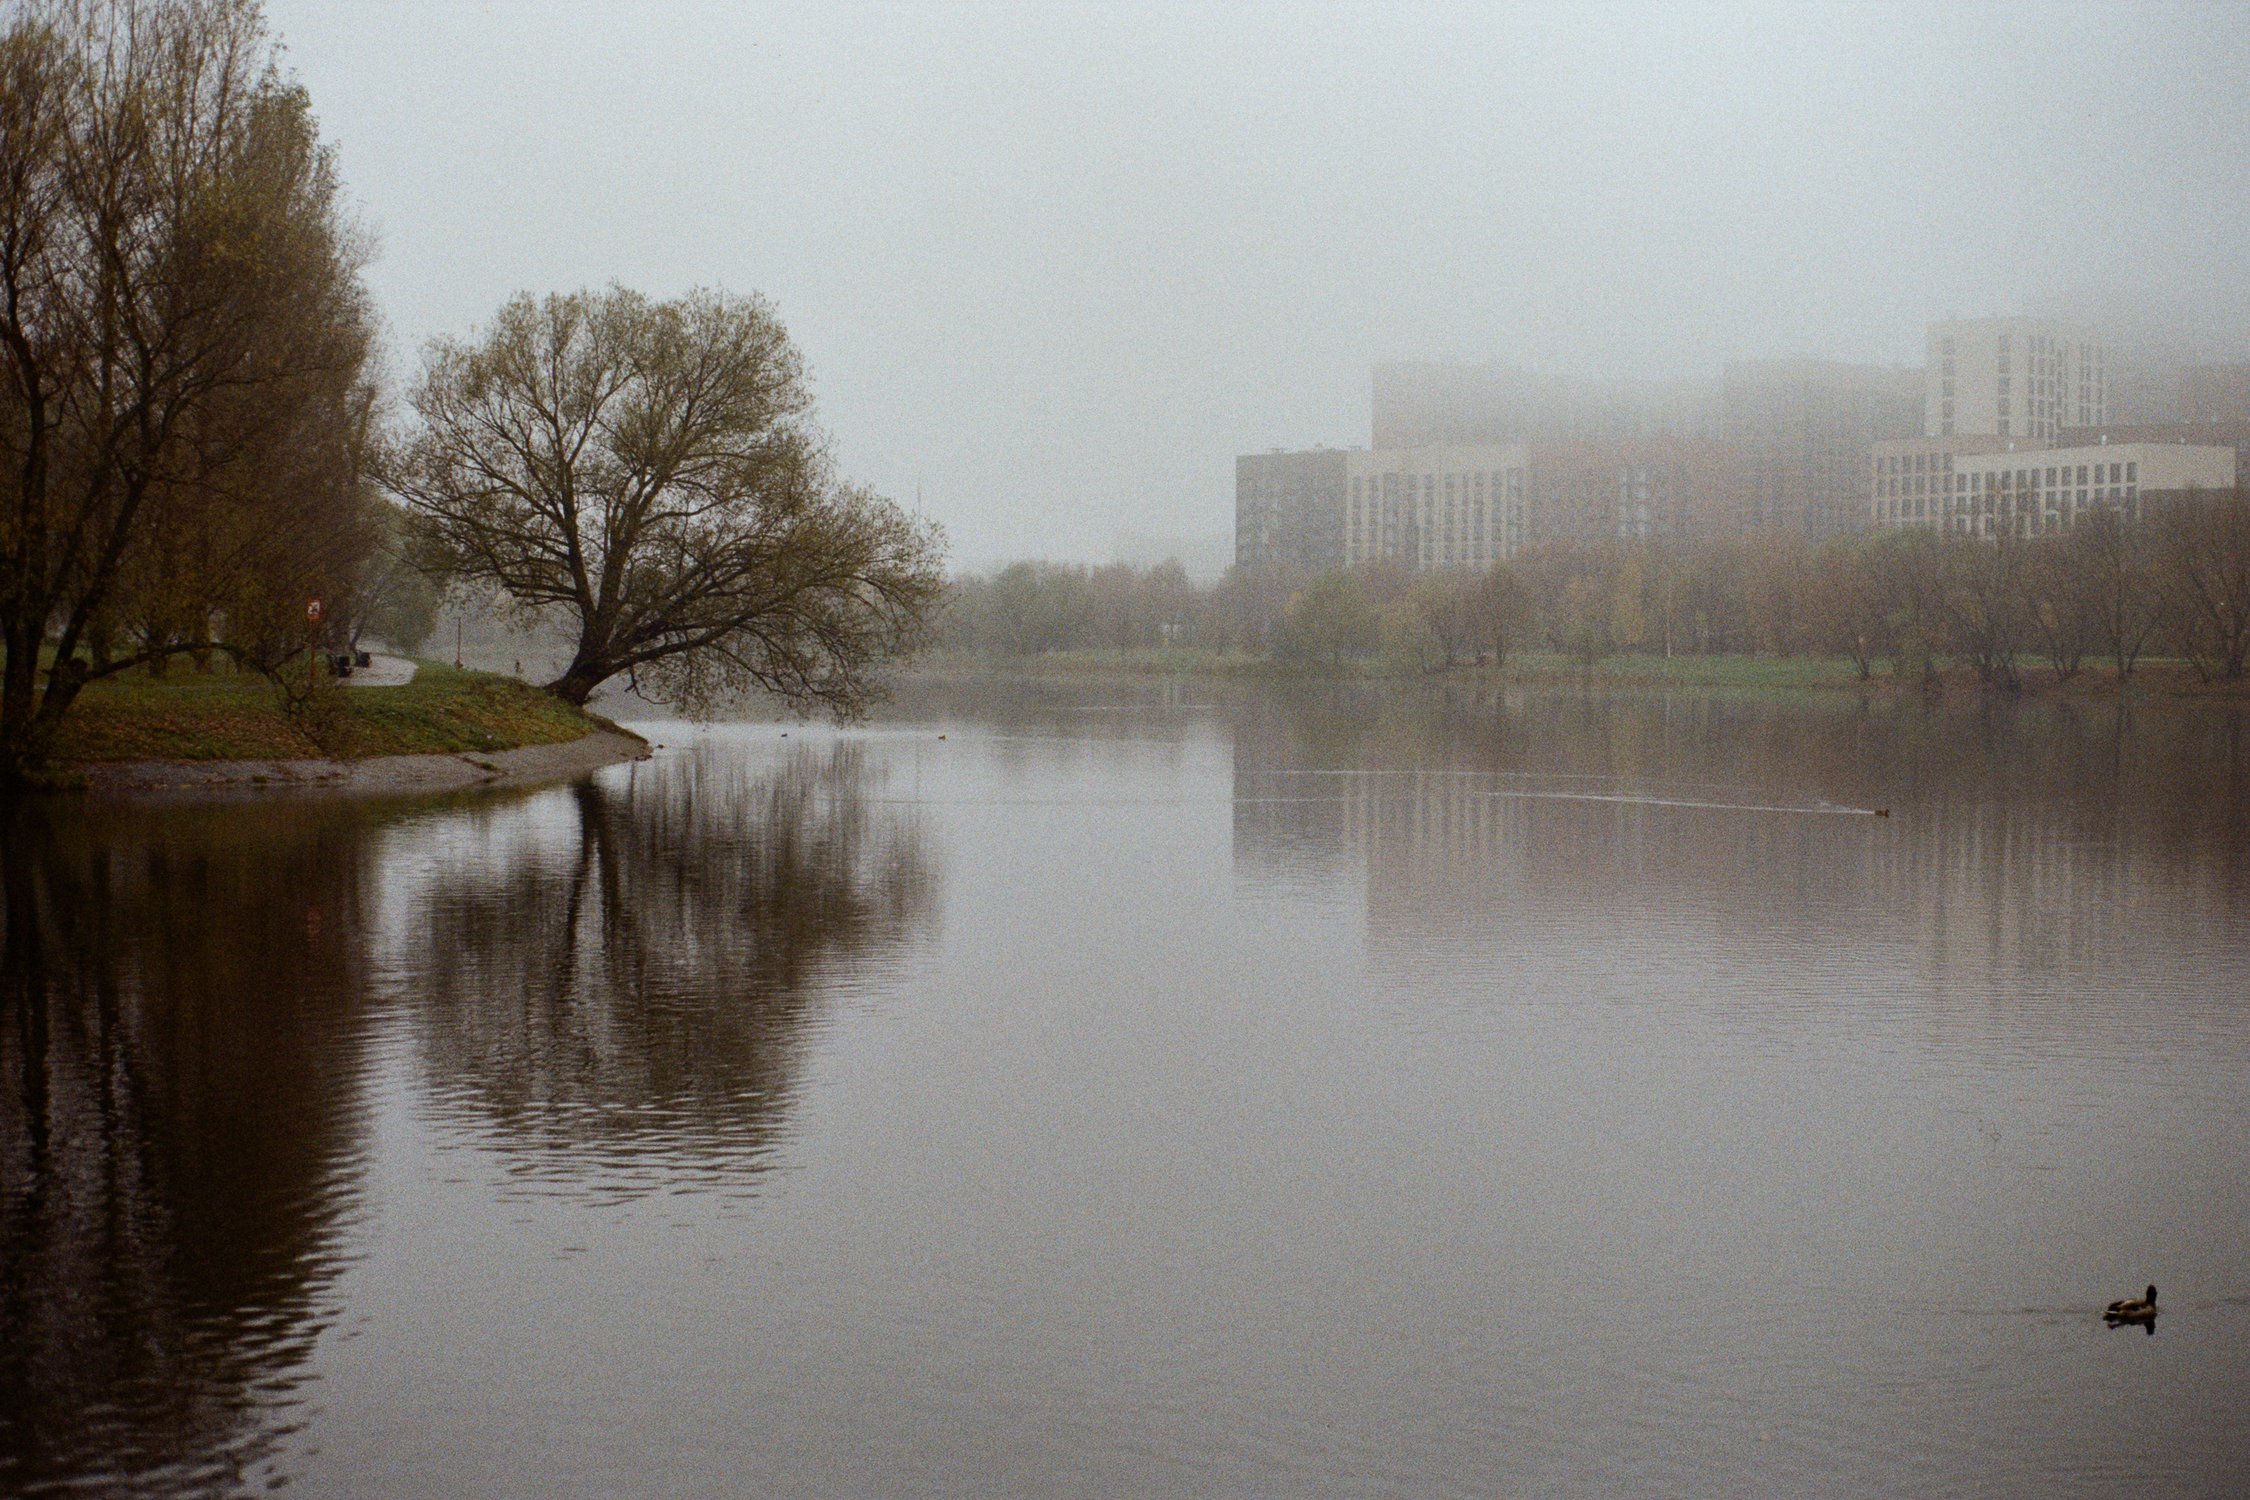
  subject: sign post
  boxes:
[306,597,324,693]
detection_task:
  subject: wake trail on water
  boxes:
[908,790,1884,816]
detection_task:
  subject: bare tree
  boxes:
[2158,487,2250,682]
[389,286,945,710]
[1808,535,1887,679]
[0,0,376,777]
[1941,533,2030,691]
[2021,536,2101,682]
[2072,509,2166,679]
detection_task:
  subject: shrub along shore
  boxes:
[50,660,616,771]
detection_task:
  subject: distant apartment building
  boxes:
[1876,440,2235,537]
[1371,363,1719,449]
[1343,446,1528,570]
[2060,420,2250,490]
[1525,437,1749,543]
[1926,317,2106,439]
[1235,449,1347,571]
[1867,435,2026,528]
[1722,358,1921,538]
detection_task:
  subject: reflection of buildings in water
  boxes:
[383,738,936,1196]
[0,800,382,1496]
[1230,691,2250,1009]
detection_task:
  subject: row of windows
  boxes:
[1349,498,1521,525]
[1875,456,2134,481]
[1876,460,2138,500]
[1876,485,2139,527]
[1349,471,1525,501]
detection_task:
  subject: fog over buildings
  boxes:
[265,1,2250,570]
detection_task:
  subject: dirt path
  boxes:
[342,653,418,687]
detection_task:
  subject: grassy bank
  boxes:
[52,660,610,765]
[914,646,1878,687]
[912,647,2250,699]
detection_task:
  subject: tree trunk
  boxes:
[548,660,606,705]
[0,625,45,785]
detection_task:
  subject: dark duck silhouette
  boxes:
[2104,1285,2158,1325]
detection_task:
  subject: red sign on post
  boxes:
[306,598,324,623]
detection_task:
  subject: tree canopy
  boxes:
[0,0,379,777]
[387,285,945,711]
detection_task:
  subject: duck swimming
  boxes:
[2104,1286,2158,1322]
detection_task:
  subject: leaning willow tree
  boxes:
[0,0,380,780]
[388,286,946,711]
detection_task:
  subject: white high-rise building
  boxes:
[1872,439,2234,536]
[1344,446,1528,570]
[1926,318,2106,440]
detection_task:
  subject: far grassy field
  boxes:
[51,660,609,764]
[915,647,1873,687]
[912,647,2248,698]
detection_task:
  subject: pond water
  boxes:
[4,681,2248,1497]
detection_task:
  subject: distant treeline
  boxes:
[937,489,2250,687]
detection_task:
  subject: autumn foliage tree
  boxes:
[0,0,379,777]
[388,286,945,711]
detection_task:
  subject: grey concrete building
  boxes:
[1721,358,1922,538]
[1235,448,1348,572]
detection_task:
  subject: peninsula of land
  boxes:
[55,657,647,797]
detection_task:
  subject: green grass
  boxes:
[918,647,1274,678]
[917,646,1872,688]
[51,659,609,764]
[913,647,2248,700]
[1502,653,1876,690]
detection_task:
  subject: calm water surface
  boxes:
[4,682,2248,1497]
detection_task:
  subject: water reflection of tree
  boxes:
[0,800,379,1497]
[401,740,934,1195]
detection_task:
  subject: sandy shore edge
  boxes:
[79,726,651,800]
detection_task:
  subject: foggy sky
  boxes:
[265,0,2250,570]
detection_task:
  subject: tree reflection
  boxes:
[0,799,381,1496]
[397,739,934,1196]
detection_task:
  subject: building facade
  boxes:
[1868,435,2025,528]
[1343,446,1528,571]
[1235,449,1348,571]
[1722,358,1921,538]
[1877,440,2235,538]
[1925,317,2106,440]
[1524,437,1749,543]
[2060,421,2250,492]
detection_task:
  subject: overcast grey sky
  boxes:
[266,0,2250,569]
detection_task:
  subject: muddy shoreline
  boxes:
[78,726,651,800]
